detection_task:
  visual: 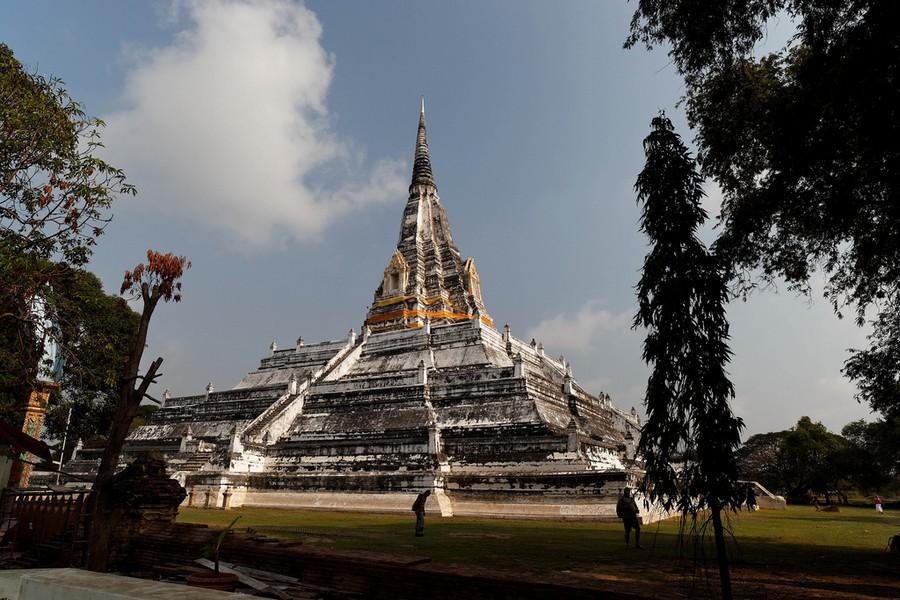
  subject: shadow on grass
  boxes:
[178,507,899,582]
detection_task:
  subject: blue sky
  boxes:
[1,1,873,435]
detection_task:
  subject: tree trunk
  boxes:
[86,290,159,571]
[711,505,733,600]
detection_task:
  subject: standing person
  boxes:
[874,495,884,514]
[412,489,431,537]
[746,484,758,511]
[616,487,642,548]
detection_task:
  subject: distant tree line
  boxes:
[737,415,900,504]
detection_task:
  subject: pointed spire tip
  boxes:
[411,96,435,189]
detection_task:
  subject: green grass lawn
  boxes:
[178,505,899,580]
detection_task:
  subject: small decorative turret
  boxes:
[624,429,636,461]
[289,373,299,395]
[362,325,371,341]
[503,323,511,342]
[270,340,278,356]
[423,317,431,335]
[296,336,304,351]
[472,307,482,330]
[348,328,357,345]
[228,425,243,455]
[205,381,214,398]
[513,353,524,378]
[417,359,428,385]
[566,418,578,452]
[163,388,171,406]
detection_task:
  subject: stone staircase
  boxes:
[747,480,787,510]
[241,337,364,446]
[242,391,302,443]
[169,451,213,473]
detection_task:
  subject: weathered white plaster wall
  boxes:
[0,569,258,600]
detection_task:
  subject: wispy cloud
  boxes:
[526,301,632,352]
[103,0,406,247]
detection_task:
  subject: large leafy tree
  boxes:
[779,416,850,502]
[738,416,895,499]
[1,42,134,411]
[42,269,140,461]
[635,115,744,600]
[627,0,900,417]
[841,416,900,489]
[735,430,788,492]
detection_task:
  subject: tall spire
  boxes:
[411,97,435,189]
[365,100,490,333]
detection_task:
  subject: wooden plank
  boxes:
[231,565,300,584]
[196,558,292,600]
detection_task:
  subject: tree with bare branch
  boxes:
[86,250,189,572]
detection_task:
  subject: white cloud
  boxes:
[104,0,406,246]
[526,301,632,352]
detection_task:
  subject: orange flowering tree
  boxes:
[86,250,189,572]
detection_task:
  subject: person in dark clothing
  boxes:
[616,487,642,548]
[746,484,758,511]
[412,489,431,537]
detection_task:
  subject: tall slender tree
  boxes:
[86,250,188,572]
[634,114,744,600]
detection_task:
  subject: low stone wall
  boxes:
[241,490,440,514]
[220,489,669,522]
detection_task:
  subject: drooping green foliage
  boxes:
[635,114,745,600]
[627,1,900,417]
[634,114,745,515]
